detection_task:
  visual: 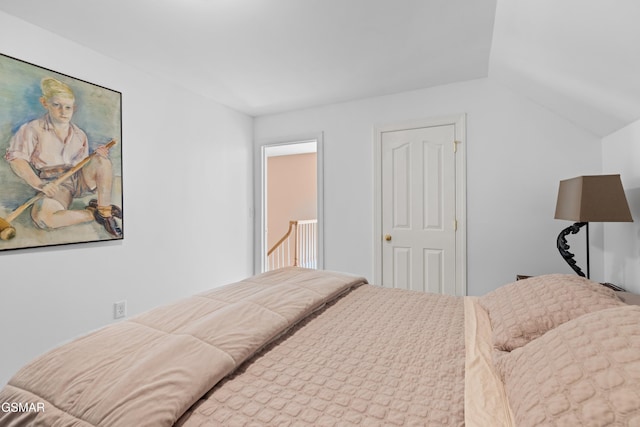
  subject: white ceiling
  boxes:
[491,0,640,137]
[1,0,638,136]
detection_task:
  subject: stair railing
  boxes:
[267,219,317,271]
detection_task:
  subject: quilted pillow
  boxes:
[479,274,625,351]
[495,305,640,427]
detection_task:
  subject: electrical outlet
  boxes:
[114,300,127,319]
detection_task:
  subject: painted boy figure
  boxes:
[4,77,122,237]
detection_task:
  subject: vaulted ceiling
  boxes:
[490,0,640,137]
[1,0,638,137]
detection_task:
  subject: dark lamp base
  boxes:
[556,221,588,278]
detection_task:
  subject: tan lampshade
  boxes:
[555,175,633,222]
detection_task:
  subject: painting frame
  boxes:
[0,53,123,252]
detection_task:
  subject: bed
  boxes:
[1,267,639,426]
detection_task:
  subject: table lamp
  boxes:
[554,174,633,279]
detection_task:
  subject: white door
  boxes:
[381,124,457,294]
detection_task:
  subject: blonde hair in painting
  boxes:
[41,77,75,101]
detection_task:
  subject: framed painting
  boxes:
[0,53,123,251]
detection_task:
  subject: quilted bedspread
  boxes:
[177,284,466,426]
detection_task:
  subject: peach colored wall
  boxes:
[267,153,317,249]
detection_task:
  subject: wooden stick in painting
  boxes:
[0,139,117,241]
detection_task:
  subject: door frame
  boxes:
[373,114,467,295]
[254,132,324,274]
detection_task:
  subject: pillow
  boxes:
[495,305,640,427]
[479,274,625,351]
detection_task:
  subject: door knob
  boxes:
[384,234,392,241]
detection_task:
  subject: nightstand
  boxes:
[616,291,640,306]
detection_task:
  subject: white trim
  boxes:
[265,141,317,157]
[373,114,467,295]
[254,133,325,274]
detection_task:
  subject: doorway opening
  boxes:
[259,137,323,273]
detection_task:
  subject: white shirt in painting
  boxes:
[5,113,89,173]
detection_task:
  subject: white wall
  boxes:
[0,12,254,385]
[602,118,640,293]
[255,78,602,295]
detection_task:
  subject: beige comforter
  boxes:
[0,268,367,426]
